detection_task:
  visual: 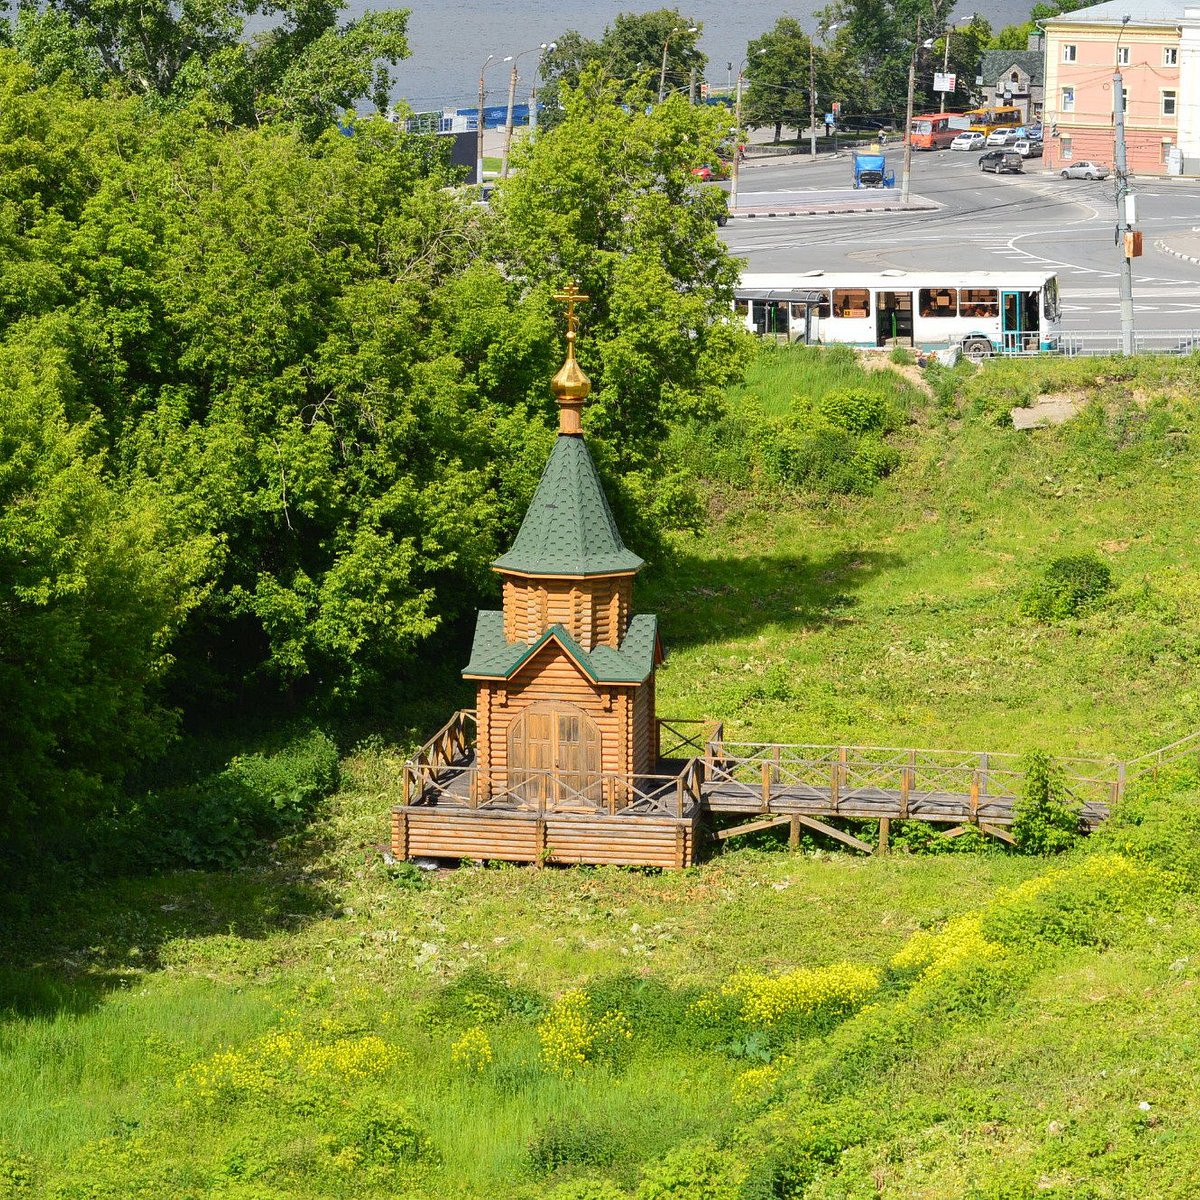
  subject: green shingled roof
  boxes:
[462,612,659,683]
[493,435,644,577]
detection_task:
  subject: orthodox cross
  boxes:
[553,283,589,336]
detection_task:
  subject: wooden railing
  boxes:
[1123,729,1200,789]
[404,758,706,819]
[401,709,475,804]
[706,741,1119,822]
[657,717,724,761]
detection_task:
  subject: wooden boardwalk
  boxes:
[394,717,1200,866]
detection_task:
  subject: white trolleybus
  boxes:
[735,271,1062,360]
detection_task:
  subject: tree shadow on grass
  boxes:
[0,866,337,1021]
[645,547,903,649]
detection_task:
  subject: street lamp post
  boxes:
[901,17,920,205]
[808,41,817,160]
[477,53,512,186]
[658,25,698,103]
[502,43,553,179]
[730,50,764,213]
[1114,13,1135,355]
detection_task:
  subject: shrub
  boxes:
[981,853,1173,949]
[529,1118,622,1175]
[538,991,633,1077]
[817,388,891,435]
[450,1026,493,1073]
[713,962,880,1031]
[548,1180,629,1200]
[423,967,543,1027]
[108,728,340,870]
[1019,555,1113,621]
[1091,775,1200,890]
[635,1140,747,1200]
[334,1098,439,1167]
[1012,751,1082,854]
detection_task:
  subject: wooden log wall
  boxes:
[394,807,698,869]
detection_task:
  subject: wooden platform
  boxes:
[390,716,1177,869]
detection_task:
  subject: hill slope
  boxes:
[4,348,1200,1199]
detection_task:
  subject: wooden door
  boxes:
[508,703,601,810]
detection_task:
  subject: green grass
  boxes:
[5,347,1200,1197]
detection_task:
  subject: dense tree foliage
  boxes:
[9,0,409,132]
[816,0,991,120]
[0,45,748,850]
[538,8,705,127]
[742,18,843,144]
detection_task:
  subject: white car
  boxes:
[951,131,985,150]
[986,128,1018,146]
[1060,160,1110,180]
[1013,140,1042,158]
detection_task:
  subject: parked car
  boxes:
[979,150,1024,174]
[1060,160,1110,180]
[1013,139,1042,158]
[986,128,1019,146]
[1026,123,1044,141]
[951,130,985,150]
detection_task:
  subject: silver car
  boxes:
[986,128,1018,146]
[1060,160,1110,180]
[951,130,985,150]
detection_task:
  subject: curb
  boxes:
[731,203,939,219]
[1155,238,1200,266]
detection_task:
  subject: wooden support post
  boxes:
[675,775,685,818]
[877,816,890,855]
[716,814,793,841]
[902,750,914,818]
[969,771,980,823]
[534,816,547,867]
[792,813,873,855]
[675,824,687,869]
[606,776,617,815]
[789,814,801,850]
[761,760,771,812]
[979,821,1016,846]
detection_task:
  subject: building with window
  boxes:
[978,49,1045,124]
[1041,0,1182,175]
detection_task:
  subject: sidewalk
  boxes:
[1155,228,1200,265]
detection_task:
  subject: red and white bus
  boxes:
[907,112,971,150]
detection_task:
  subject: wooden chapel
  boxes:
[393,285,703,868]
[461,284,663,807]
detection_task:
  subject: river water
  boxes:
[346,0,1032,114]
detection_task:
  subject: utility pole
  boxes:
[901,16,919,204]
[808,41,817,159]
[731,68,744,211]
[501,60,519,179]
[940,29,951,113]
[1114,15,1135,355]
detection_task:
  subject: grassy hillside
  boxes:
[4,347,1200,1199]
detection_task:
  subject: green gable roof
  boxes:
[462,611,659,684]
[493,435,644,577]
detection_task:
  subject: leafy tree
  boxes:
[11,0,410,133]
[500,69,751,524]
[538,9,705,128]
[988,22,1037,51]
[817,0,962,119]
[0,322,213,855]
[743,18,836,145]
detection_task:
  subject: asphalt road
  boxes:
[721,148,1200,336]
